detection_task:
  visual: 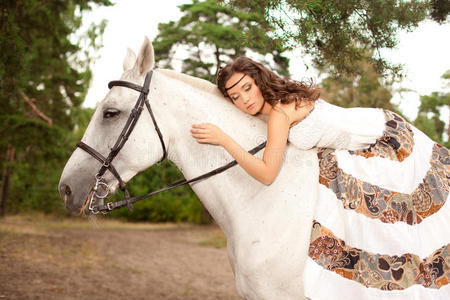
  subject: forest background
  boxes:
[1,0,449,223]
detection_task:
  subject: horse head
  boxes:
[59,37,170,214]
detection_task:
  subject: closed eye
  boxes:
[103,108,121,119]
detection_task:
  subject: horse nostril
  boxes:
[64,184,72,196]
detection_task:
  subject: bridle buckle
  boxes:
[106,202,114,211]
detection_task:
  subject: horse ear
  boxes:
[123,48,136,71]
[134,36,155,75]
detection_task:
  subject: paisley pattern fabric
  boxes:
[308,221,450,290]
[289,106,450,298]
[317,143,449,225]
[348,110,415,162]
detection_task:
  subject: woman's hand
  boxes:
[190,123,228,146]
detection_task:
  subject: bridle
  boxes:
[76,70,163,213]
[76,70,266,214]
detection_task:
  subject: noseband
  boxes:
[76,70,266,214]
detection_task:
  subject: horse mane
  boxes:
[157,68,269,125]
[156,68,268,151]
[158,69,224,98]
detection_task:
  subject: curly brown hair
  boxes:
[216,56,320,109]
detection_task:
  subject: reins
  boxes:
[95,141,266,212]
[76,70,266,214]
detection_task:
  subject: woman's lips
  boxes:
[247,103,255,110]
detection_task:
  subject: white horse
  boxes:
[59,37,318,300]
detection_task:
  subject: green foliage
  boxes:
[0,0,213,223]
[224,0,437,79]
[430,0,450,23]
[319,54,398,112]
[0,0,110,125]
[153,0,290,82]
[0,0,112,216]
[107,161,203,223]
[413,71,450,146]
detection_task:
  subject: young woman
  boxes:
[191,56,450,298]
[191,56,381,184]
[191,57,320,185]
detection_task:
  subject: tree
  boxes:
[319,53,398,112]
[413,70,450,146]
[430,0,450,23]
[223,0,445,79]
[0,0,112,216]
[153,0,291,82]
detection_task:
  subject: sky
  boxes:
[80,0,450,120]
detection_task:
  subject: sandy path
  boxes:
[0,215,241,300]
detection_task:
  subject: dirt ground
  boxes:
[0,214,241,300]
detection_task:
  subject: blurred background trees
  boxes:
[153,0,290,81]
[318,51,398,112]
[0,0,111,216]
[224,0,448,79]
[1,0,449,222]
[413,70,450,147]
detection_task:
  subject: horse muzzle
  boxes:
[58,171,96,215]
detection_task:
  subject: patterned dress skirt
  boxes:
[304,111,450,299]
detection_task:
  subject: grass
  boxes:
[0,213,236,300]
[0,212,208,270]
[0,212,195,231]
[0,211,228,275]
[199,233,227,248]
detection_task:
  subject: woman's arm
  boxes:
[191,109,290,185]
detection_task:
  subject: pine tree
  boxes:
[223,0,443,79]
[153,0,290,82]
[0,0,112,215]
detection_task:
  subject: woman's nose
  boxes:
[242,94,250,103]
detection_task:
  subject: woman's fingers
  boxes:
[191,124,207,132]
[191,128,210,139]
[191,133,209,139]
[191,130,209,139]
[192,134,211,143]
[196,139,210,144]
[190,123,222,145]
[190,127,207,133]
[192,131,213,143]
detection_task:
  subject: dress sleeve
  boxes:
[328,105,386,150]
[288,100,386,151]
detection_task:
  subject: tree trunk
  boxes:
[214,45,221,77]
[0,144,15,217]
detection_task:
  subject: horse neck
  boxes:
[153,70,267,234]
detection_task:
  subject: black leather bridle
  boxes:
[76,70,266,214]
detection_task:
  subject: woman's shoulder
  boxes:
[291,99,317,126]
[269,102,290,121]
[268,105,291,131]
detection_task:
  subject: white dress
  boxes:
[288,99,450,299]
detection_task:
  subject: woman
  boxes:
[191,56,320,185]
[191,57,450,298]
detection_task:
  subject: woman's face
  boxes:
[225,72,265,115]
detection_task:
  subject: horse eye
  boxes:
[103,108,121,119]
